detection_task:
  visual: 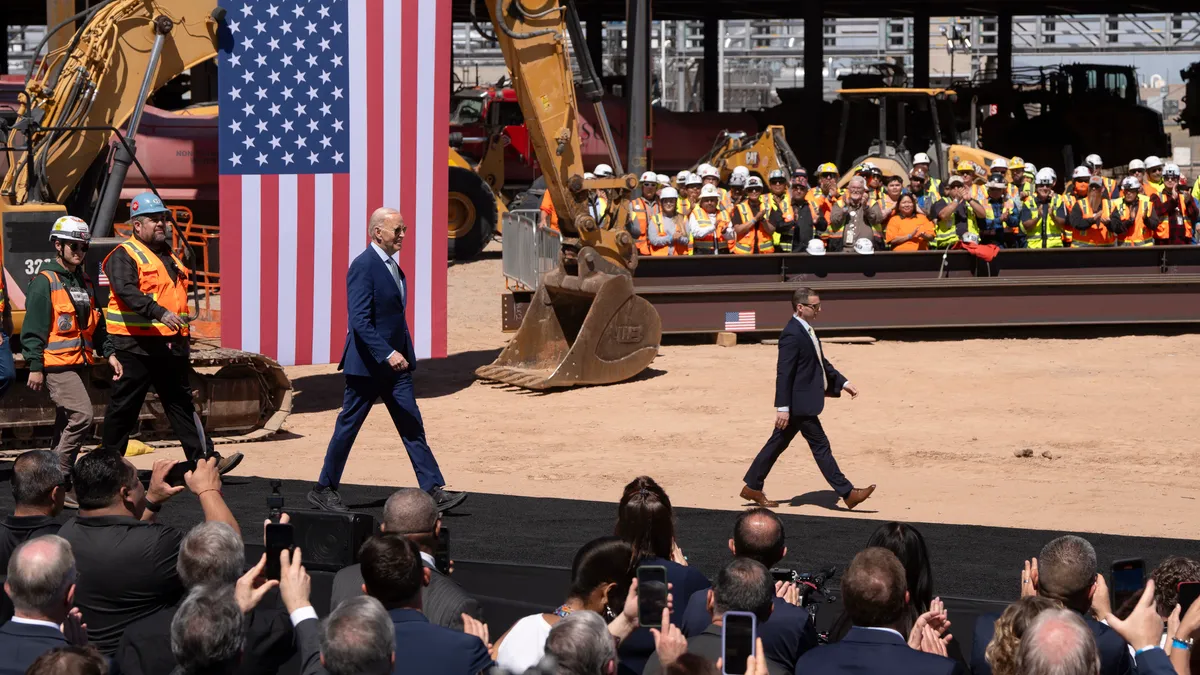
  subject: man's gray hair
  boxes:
[12,450,64,507]
[368,207,400,236]
[6,535,75,616]
[1037,536,1097,607]
[382,488,438,534]
[321,596,396,675]
[1017,608,1100,675]
[847,176,867,190]
[178,522,245,588]
[171,585,246,675]
[545,610,616,675]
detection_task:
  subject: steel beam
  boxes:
[703,17,719,111]
[625,0,650,175]
[912,12,930,88]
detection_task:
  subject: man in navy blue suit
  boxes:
[310,207,465,512]
[793,547,964,675]
[0,535,87,675]
[741,287,874,510]
[360,533,493,675]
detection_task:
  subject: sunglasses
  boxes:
[64,241,90,252]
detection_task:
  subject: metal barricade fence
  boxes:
[502,209,562,291]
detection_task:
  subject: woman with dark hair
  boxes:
[493,536,647,674]
[615,476,710,675]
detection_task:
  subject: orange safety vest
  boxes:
[1153,192,1195,242]
[730,202,774,255]
[539,190,560,232]
[1072,198,1115,247]
[630,197,656,248]
[769,193,794,222]
[1110,199,1154,247]
[690,209,728,255]
[40,269,100,368]
[642,212,688,256]
[102,237,191,337]
[0,261,6,314]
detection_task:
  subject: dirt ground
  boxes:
[134,245,1200,539]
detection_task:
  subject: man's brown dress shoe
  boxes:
[843,484,876,510]
[739,485,779,508]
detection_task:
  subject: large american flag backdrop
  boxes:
[217,0,449,365]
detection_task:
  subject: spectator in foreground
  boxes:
[118,521,296,675]
[0,450,67,570]
[57,454,240,655]
[169,585,245,675]
[320,596,396,675]
[331,488,480,630]
[0,535,86,674]
[830,522,938,642]
[24,646,110,675]
[545,610,618,675]
[493,536,633,673]
[1017,608,1100,675]
[680,508,817,672]
[1151,556,1200,618]
[983,596,1061,675]
[359,533,492,675]
[615,476,710,675]
[970,536,1131,675]
[793,547,963,675]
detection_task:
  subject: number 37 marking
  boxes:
[24,258,52,275]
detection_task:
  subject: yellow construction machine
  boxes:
[0,0,290,449]
[473,0,661,389]
[694,125,802,182]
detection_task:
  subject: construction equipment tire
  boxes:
[448,166,497,260]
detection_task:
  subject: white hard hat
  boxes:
[1035,168,1056,185]
[1128,159,1145,171]
[1025,163,1037,175]
[1164,163,1181,177]
[853,238,875,255]
[1071,166,1091,179]
[657,173,670,186]
[745,176,764,189]
[640,171,658,183]
[50,215,92,243]
[594,164,614,177]
[699,184,721,199]
[698,163,715,174]
[913,153,932,165]
[584,172,596,180]
[806,239,826,256]
[728,173,747,187]
[1085,154,1102,167]
[732,166,750,177]
[659,186,679,200]
[1144,155,1163,170]
[699,166,720,179]
[1122,176,1142,190]
[676,170,690,182]
[961,232,981,245]
[990,157,1009,170]
[685,172,703,186]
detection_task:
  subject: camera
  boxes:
[267,478,284,522]
[770,566,838,616]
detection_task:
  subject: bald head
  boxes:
[1018,608,1099,675]
[368,207,406,256]
[6,535,76,620]
[732,508,786,568]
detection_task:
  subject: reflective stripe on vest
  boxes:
[691,210,723,254]
[732,203,774,254]
[1112,200,1154,246]
[1072,198,1115,247]
[1154,192,1195,241]
[102,237,191,337]
[1026,196,1066,248]
[40,269,99,368]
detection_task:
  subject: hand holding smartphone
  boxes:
[1109,558,1145,612]
[264,523,295,581]
[1179,581,1200,616]
[636,565,669,629]
[722,611,757,675]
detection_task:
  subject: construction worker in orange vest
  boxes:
[630,171,662,252]
[688,184,732,255]
[683,172,703,216]
[99,192,243,473]
[766,169,790,215]
[728,176,775,254]
[21,217,121,501]
[1148,163,1199,245]
[1084,154,1116,198]
[1109,177,1155,246]
[641,187,691,256]
[1067,177,1116,247]
[1142,156,1165,196]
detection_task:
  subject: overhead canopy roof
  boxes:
[453,0,1183,21]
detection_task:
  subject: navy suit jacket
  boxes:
[0,620,70,675]
[340,247,417,377]
[793,626,964,675]
[389,608,492,675]
[970,610,1132,675]
[619,557,711,675]
[774,318,847,417]
[681,591,817,672]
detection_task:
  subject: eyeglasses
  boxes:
[800,302,822,311]
[64,241,89,252]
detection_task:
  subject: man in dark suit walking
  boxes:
[741,287,875,509]
[310,207,466,512]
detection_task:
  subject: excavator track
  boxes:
[0,344,292,455]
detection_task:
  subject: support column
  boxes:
[0,26,8,75]
[625,0,650,176]
[912,13,930,89]
[997,12,1013,88]
[703,17,719,112]
[586,5,603,83]
[803,0,824,167]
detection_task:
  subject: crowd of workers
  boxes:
[539,153,1200,256]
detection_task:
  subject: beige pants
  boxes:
[46,370,94,473]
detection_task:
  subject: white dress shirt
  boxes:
[9,616,62,631]
[369,242,402,362]
[777,314,849,413]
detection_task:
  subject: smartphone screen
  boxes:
[265,523,295,580]
[722,611,756,675]
[1179,582,1200,616]
[636,565,669,628]
[1109,558,1145,610]
[435,527,451,575]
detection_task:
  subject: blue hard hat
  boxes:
[129,191,169,217]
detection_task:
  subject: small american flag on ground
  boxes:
[724,311,756,331]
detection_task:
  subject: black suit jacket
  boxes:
[644,624,790,675]
[0,620,70,675]
[680,591,817,671]
[970,610,1132,675]
[389,608,492,675]
[331,560,481,631]
[774,318,847,416]
[793,626,964,675]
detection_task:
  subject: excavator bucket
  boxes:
[476,272,662,390]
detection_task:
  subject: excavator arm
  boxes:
[474,0,661,389]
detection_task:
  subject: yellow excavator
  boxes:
[473,0,662,389]
[0,0,290,449]
[695,125,802,183]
